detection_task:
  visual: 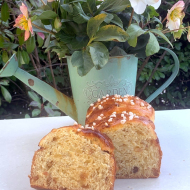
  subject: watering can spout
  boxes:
[0,54,78,122]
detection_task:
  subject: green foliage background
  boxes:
[0,0,190,119]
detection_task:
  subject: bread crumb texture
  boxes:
[101,122,162,178]
[30,127,115,190]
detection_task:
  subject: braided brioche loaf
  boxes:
[86,94,155,124]
[85,94,162,179]
[29,125,116,190]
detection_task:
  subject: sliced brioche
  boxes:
[86,94,155,124]
[29,125,116,190]
[86,102,162,178]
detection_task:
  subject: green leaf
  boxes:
[93,25,129,42]
[2,51,9,63]
[43,34,51,48]
[145,32,160,56]
[46,102,57,110]
[175,42,182,50]
[98,0,130,13]
[71,51,84,67]
[25,114,31,118]
[32,109,41,117]
[126,24,145,47]
[37,34,44,47]
[87,0,97,14]
[28,91,41,103]
[51,48,67,58]
[154,71,160,80]
[21,51,30,64]
[87,13,107,39]
[89,42,109,70]
[52,111,61,116]
[1,86,12,103]
[29,101,41,109]
[173,25,184,39]
[37,10,58,20]
[29,0,43,8]
[133,13,141,24]
[150,29,173,48]
[17,50,25,66]
[26,36,36,53]
[32,20,52,33]
[56,31,75,44]
[44,106,54,116]
[0,79,9,86]
[1,42,19,50]
[71,50,94,76]
[73,2,90,24]
[146,6,159,18]
[4,29,14,41]
[1,2,9,22]
[111,14,123,28]
[67,36,89,50]
[144,87,150,97]
[31,15,38,22]
[0,35,4,47]
[151,17,162,25]
[104,13,114,23]
[61,4,73,13]
[180,101,185,107]
[69,0,87,2]
[155,98,160,104]
[16,28,25,45]
[158,71,165,79]
[109,46,127,56]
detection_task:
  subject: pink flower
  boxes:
[166,1,185,31]
[14,3,33,41]
[129,0,161,14]
[187,27,190,42]
[37,32,45,40]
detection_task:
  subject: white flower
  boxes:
[129,0,161,14]
[166,1,185,31]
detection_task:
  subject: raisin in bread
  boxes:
[86,96,162,179]
[29,125,116,190]
[86,94,155,124]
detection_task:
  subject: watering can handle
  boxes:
[145,46,179,103]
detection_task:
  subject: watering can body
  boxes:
[0,47,179,125]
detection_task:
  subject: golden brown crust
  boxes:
[86,114,155,132]
[85,95,155,124]
[30,125,116,190]
[39,125,115,155]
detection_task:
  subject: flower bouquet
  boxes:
[13,0,189,76]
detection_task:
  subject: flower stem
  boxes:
[162,26,189,34]
[162,16,167,24]
[128,8,134,27]
[40,0,46,6]
[32,23,56,35]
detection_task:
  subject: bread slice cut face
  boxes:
[29,125,116,190]
[86,113,162,178]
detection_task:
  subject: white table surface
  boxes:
[0,109,190,190]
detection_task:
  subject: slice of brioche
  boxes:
[29,125,116,190]
[86,112,162,178]
[85,94,155,124]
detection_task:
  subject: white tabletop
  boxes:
[0,109,190,190]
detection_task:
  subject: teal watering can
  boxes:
[0,47,179,125]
